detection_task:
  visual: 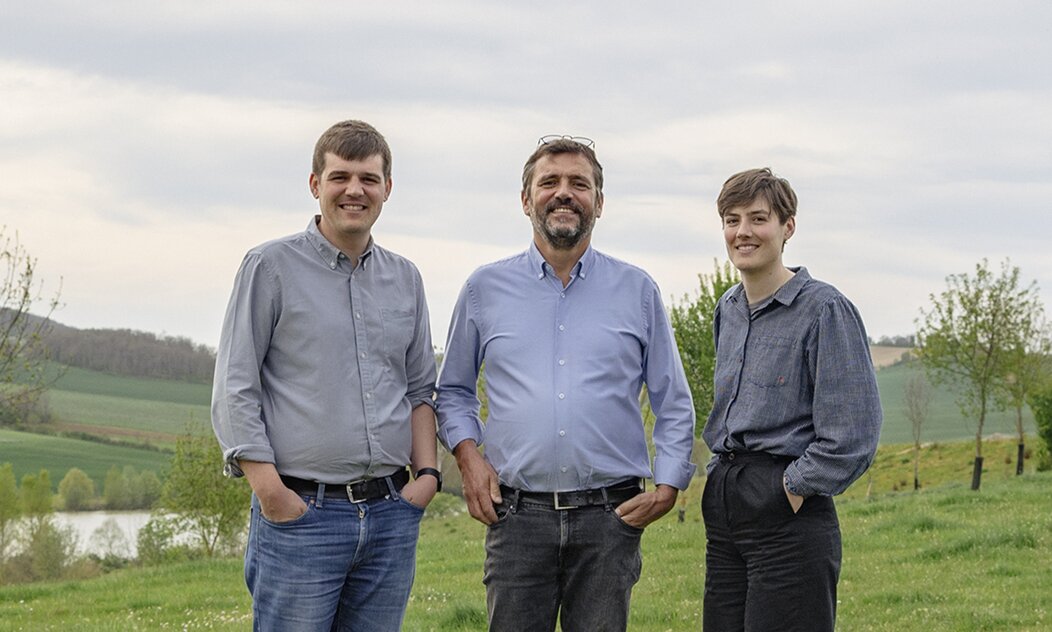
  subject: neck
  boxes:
[535,235,589,287]
[741,265,794,305]
[319,222,370,268]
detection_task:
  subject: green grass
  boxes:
[2,469,1051,631]
[0,428,168,490]
[875,361,1035,444]
[50,365,211,406]
[45,389,209,439]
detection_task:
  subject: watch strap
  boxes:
[414,467,442,492]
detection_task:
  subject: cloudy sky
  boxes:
[2,1,1050,350]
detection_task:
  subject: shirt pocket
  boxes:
[381,308,415,359]
[743,334,797,389]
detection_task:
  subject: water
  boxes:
[52,510,152,558]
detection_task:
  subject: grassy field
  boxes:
[50,365,211,406]
[873,360,1035,444]
[0,461,1049,630]
[0,429,168,491]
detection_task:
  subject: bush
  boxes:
[1028,385,1052,472]
[58,468,96,511]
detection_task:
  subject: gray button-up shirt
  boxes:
[211,217,436,483]
[704,267,882,497]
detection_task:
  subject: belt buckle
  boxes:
[553,491,577,510]
[345,479,368,504]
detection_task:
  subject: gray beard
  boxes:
[534,212,592,250]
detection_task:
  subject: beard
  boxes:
[530,199,596,250]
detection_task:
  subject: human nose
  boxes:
[344,177,364,196]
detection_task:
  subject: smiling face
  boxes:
[522,153,604,250]
[309,152,391,249]
[722,197,795,278]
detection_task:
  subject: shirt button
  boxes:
[558,393,565,400]
[559,430,566,437]
[558,359,565,366]
[365,393,372,399]
[558,324,565,331]
[355,312,362,319]
[560,293,566,298]
[360,352,367,358]
[561,467,568,473]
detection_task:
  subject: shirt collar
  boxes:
[305,216,375,270]
[527,242,595,281]
[729,266,811,311]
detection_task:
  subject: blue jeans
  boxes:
[702,453,841,632]
[483,492,643,632]
[245,488,424,632]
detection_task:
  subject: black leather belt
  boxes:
[500,478,642,510]
[717,451,793,463]
[280,468,409,503]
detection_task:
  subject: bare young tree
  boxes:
[0,228,61,424]
[904,373,933,490]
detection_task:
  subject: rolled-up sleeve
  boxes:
[642,285,697,489]
[435,280,485,451]
[784,296,882,497]
[210,252,278,476]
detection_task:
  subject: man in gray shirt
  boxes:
[211,119,440,631]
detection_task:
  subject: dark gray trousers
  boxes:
[702,453,841,632]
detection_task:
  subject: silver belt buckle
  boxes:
[553,491,578,510]
[345,478,368,503]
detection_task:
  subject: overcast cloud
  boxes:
[2,1,1050,349]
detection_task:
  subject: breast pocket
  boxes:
[744,334,797,389]
[381,308,415,359]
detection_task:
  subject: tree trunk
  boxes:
[913,442,921,491]
[971,456,983,491]
[1016,407,1026,476]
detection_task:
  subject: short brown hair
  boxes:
[717,168,797,224]
[521,139,604,200]
[312,120,392,180]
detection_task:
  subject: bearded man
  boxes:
[436,136,696,632]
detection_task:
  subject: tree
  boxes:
[160,426,251,557]
[916,259,1041,490]
[1029,383,1052,471]
[997,315,1051,475]
[58,468,96,511]
[904,374,933,490]
[102,465,130,510]
[0,228,62,424]
[0,463,20,570]
[19,470,53,528]
[669,260,740,438]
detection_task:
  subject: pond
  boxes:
[53,510,152,558]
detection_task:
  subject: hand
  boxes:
[783,477,804,514]
[454,440,502,525]
[400,476,438,509]
[258,485,308,523]
[615,484,678,529]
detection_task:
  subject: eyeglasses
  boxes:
[538,135,595,149]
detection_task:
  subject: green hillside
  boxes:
[0,428,168,490]
[874,361,1035,444]
[51,365,211,406]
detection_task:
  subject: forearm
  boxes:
[409,403,438,473]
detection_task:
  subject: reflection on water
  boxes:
[52,511,152,558]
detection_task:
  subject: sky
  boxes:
[2,1,1050,351]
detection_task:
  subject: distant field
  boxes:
[0,428,169,490]
[51,365,211,406]
[874,361,1035,444]
[45,389,209,440]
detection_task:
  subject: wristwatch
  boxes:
[414,467,443,493]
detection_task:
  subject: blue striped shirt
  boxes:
[436,244,696,492]
[705,267,882,497]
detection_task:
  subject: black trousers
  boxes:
[702,453,841,632]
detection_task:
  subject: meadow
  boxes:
[0,463,1049,631]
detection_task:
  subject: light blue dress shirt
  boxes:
[436,244,696,492]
